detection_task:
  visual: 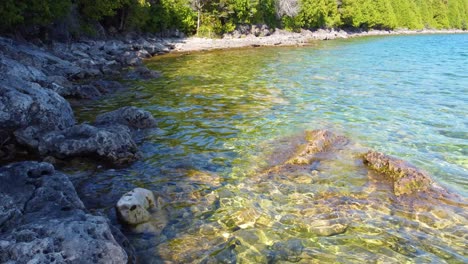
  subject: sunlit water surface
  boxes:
[74,34,467,263]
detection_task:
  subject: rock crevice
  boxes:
[0,162,128,263]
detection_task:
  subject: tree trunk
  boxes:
[197,10,201,36]
[119,9,126,31]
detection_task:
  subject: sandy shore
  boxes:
[172,28,467,52]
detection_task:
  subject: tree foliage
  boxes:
[0,0,467,36]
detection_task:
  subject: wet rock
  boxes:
[0,161,128,263]
[185,170,222,188]
[364,151,433,195]
[125,66,161,80]
[287,129,348,165]
[120,51,143,66]
[308,219,348,236]
[100,60,120,75]
[116,188,156,225]
[95,106,157,129]
[136,49,152,59]
[38,124,138,165]
[91,80,124,94]
[42,75,74,96]
[226,207,262,229]
[69,84,103,99]
[269,239,304,262]
[139,42,169,56]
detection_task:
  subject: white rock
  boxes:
[116,188,156,225]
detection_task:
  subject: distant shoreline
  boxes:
[170,29,467,52]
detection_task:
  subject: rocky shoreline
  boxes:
[172,28,467,52]
[1,29,467,263]
[0,34,175,263]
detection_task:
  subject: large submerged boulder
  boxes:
[95,106,157,129]
[286,129,349,165]
[125,66,161,80]
[363,151,433,195]
[0,162,128,263]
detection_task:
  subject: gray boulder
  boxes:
[0,161,128,263]
[41,75,74,96]
[91,80,124,94]
[104,40,128,55]
[0,56,47,82]
[38,124,139,165]
[69,84,103,99]
[119,51,143,66]
[0,77,76,149]
[0,37,81,79]
[95,106,157,129]
[125,66,161,80]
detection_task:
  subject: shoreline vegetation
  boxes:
[1,0,467,41]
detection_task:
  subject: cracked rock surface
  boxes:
[0,161,128,263]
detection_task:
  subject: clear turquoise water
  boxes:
[75,34,468,263]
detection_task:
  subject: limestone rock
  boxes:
[125,66,161,80]
[286,129,348,165]
[91,80,124,94]
[0,56,47,82]
[0,77,76,150]
[116,188,156,225]
[363,151,433,195]
[0,161,128,263]
[95,106,157,129]
[69,84,103,99]
[38,124,139,165]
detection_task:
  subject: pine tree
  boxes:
[431,0,450,28]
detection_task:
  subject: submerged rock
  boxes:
[286,129,349,165]
[0,161,128,263]
[95,106,157,129]
[38,124,139,165]
[91,80,124,94]
[125,66,161,80]
[116,188,156,225]
[69,84,103,99]
[363,151,433,195]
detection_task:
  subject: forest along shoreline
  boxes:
[0,29,467,263]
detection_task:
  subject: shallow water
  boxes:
[74,34,468,263]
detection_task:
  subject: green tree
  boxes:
[253,0,277,27]
[447,0,462,28]
[371,0,397,29]
[0,0,25,31]
[0,0,71,34]
[340,0,366,28]
[415,0,434,28]
[77,0,124,21]
[391,0,423,29]
[430,0,450,28]
[300,0,341,29]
